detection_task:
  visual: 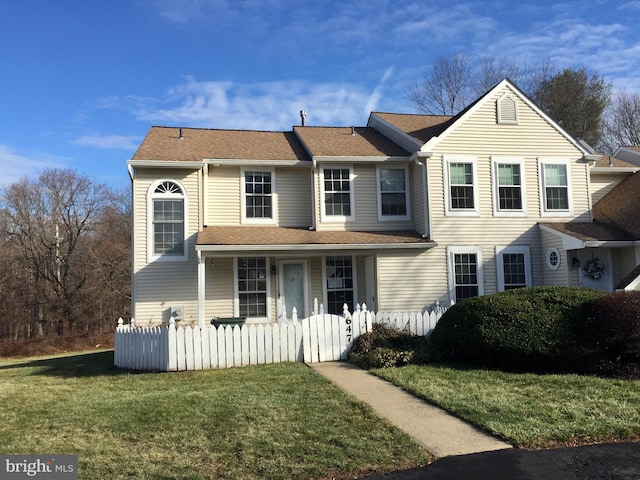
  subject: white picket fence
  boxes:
[114,302,449,372]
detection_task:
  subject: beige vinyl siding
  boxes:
[205,257,235,319]
[540,230,569,286]
[590,172,628,205]
[309,256,323,307]
[430,84,590,224]
[208,166,241,225]
[132,168,201,325]
[316,163,415,231]
[377,250,448,311]
[275,167,313,227]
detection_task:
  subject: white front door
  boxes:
[279,260,309,319]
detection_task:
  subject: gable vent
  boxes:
[497,94,518,124]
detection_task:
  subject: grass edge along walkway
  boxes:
[373,363,640,449]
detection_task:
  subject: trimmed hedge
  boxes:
[428,286,605,373]
[348,323,430,369]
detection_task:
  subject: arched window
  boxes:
[149,180,187,261]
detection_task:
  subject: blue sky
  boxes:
[2,0,640,188]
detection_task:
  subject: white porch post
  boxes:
[197,250,206,328]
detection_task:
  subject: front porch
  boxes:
[194,226,436,328]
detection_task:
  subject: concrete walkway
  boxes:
[309,362,512,458]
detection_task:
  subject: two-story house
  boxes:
[128,79,640,327]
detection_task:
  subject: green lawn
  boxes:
[373,364,640,449]
[0,351,429,480]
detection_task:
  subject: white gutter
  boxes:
[127,160,205,169]
[196,242,437,253]
[204,158,310,167]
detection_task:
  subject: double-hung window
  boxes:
[149,180,187,262]
[540,158,571,215]
[237,257,268,318]
[447,246,483,302]
[444,156,479,216]
[242,169,274,223]
[321,168,354,221]
[325,256,354,315]
[377,166,410,220]
[492,157,525,216]
[496,246,532,291]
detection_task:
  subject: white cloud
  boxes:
[73,135,141,150]
[0,145,63,188]
[131,76,383,130]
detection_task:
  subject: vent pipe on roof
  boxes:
[351,126,355,136]
[179,128,184,140]
[300,110,306,126]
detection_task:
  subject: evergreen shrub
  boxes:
[428,286,604,373]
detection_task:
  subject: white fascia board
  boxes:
[539,224,585,250]
[590,166,639,174]
[127,160,205,169]
[313,156,410,163]
[584,240,635,247]
[196,241,437,253]
[368,113,425,152]
[204,158,310,167]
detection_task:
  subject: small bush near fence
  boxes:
[348,323,431,369]
[429,286,605,374]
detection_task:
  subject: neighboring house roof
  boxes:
[132,126,310,162]
[540,221,634,243]
[370,112,453,144]
[593,170,640,238]
[196,226,434,251]
[592,154,638,169]
[541,169,640,247]
[292,126,411,158]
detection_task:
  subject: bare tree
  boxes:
[407,54,473,115]
[1,169,110,334]
[600,91,640,152]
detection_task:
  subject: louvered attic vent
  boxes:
[497,94,518,124]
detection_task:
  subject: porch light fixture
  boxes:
[271,265,277,275]
[572,257,580,268]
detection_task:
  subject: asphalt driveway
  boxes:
[362,442,640,480]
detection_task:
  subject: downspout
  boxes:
[309,158,317,230]
[412,151,432,239]
[197,250,206,328]
[202,163,209,227]
[128,163,135,320]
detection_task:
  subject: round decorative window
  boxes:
[546,248,560,270]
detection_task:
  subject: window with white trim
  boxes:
[444,156,479,216]
[242,169,274,223]
[149,180,187,261]
[321,168,354,221]
[325,256,354,315]
[540,158,571,214]
[448,246,483,302]
[496,246,532,291]
[492,157,525,215]
[237,257,268,318]
[377,166,410,220]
